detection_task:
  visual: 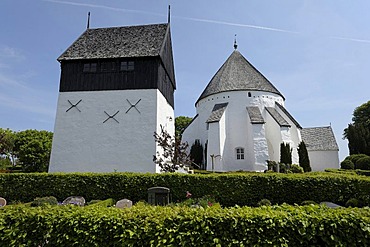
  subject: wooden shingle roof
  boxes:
[58,23,168,61]
[197,50,284,103]
[301,126,339,151]
[265,107,291,127]
[246,106,265,124]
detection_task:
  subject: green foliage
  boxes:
[280,142,292,165]
[85,198,115,208]
[341,159,355,170]
[153,125,191,172]
[345,154,370,169]
[257,198,271,206]
[0,128,16,166]
[0,205,369,246]
[344,101,370,156]
[289,164,304,173]
[31,196,58,207]
[298,141,311,172]
[2,172,370,207]
[190,139,203,169]
[14,129,53,172]
[356,156,370,170]
[300,200,318,205]
[175,116,192,139]
[345,198,361,208]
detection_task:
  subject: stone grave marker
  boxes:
[0,197,6,207]
[116,199,133,209]
[62,196,85,206]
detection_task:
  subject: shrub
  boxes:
[356,157,370,170]
[345,198,361,208]
[341,159,355,170]
[301,200,318,205]
[345,154,369,169]
[31,196,58,207]
[289,164,304,173]
[1,172,370,207]
[257,199,271,206]
[0,205,369,246]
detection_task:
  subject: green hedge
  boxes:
[0,204,369,246]
[1,172,370,206]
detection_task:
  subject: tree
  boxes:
[0,128,17,166]
[280,142,292,165]
[298,141,311,172]
[14,129,53,172]
[175,116,192,139]
[153,125,192,172]
[344,100,370,156]
[190,139,203,169]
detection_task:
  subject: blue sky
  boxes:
[1,0,370,161]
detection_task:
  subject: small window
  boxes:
[248,92,252,97]
[101,61,116,72]
[236,148,245,160]
[120,61,134,71]
[83,63,97,73]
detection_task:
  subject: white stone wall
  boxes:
[49,89,173,173]
[307,150,340,171]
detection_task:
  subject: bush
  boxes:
[345,154,369,169]
[0,205,369,246]
[31,196,58,207]
[1,172,370,207]
[257,199,271,206]
[301,200,318,205]
[341,159,355,170]
[289,164,304,173]
[356,157,370,170]
[345,198,361,208]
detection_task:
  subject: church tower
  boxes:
[49,23,176,173]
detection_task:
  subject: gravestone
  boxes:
[116,199,133,209]
[0,197,6,207]
[62,196,85,206]
[148,187,170,206]
[320,201,342,208]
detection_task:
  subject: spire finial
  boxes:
[168,5,171,23]
[234,34,238,50]
[87,12,90,29]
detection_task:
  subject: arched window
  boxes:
[248,92,251,97]
[236,147,245,160]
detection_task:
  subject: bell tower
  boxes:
[49,23,176,173]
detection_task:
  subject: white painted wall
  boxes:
[182,90,288,172]
[307,150,340,171]
[49,89,174,173]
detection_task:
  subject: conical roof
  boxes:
[196,50,284,103]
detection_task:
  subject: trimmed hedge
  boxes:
[0,204,369,246]
[1,172,370,206]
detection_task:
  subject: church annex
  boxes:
[182,45,339,172]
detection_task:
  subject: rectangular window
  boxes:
[83,63,97,73]
[120,61,134,71]
[101,61,116,72]
[236,148,245,160]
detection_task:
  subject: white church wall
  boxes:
[155,91,175,173]
[183,90,285,171]
[207,122,222,171]
[307,150,340,171]
[252,124,269,171]
[49,89,166,173]
[263,109,282,162]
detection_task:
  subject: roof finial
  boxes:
[234,34,238,50]
[87,12,90,29]
[168,5,171,23]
